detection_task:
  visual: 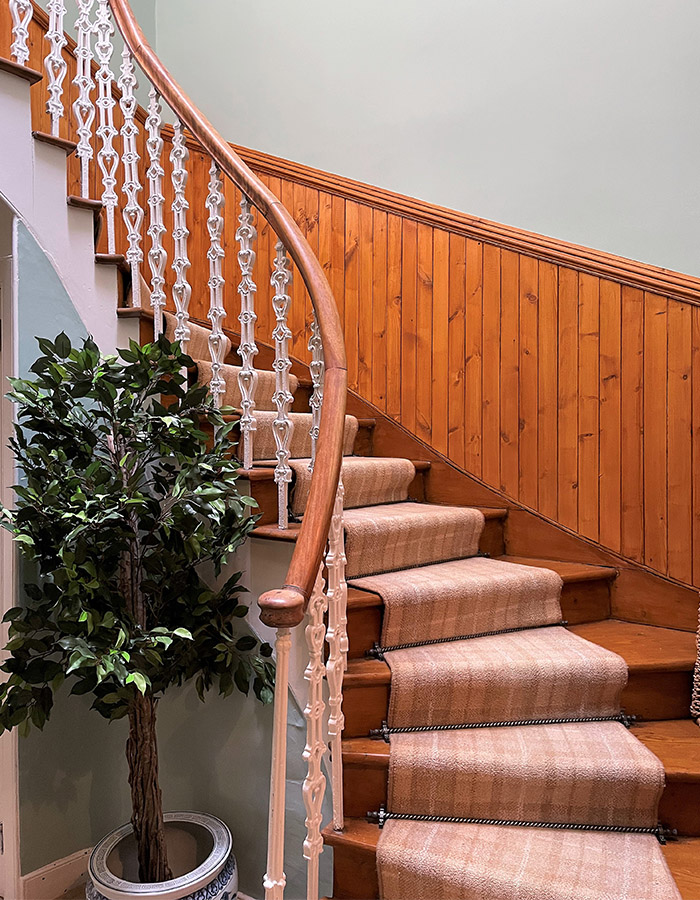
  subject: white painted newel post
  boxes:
[236,196,258,470]
[271,241,294,527]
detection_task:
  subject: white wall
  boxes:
[151,0,700,276]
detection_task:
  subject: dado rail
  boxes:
[2,1,348,898]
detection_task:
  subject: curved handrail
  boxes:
[108,0,347,629]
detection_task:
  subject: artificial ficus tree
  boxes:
[0,333,275,883]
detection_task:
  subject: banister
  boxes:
[107,0,348,628]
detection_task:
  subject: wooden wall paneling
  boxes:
[557,266,579,530]
[643,293,668,574]
[464,240,483,478]
[329,193,346,355]
[666,300,692,583]
[400,219,417,433]
[577,272,600,541]
[415,223,434,444]
[620,287,645,562]
[431,228,449,455]
[317,189,334,363]
[598,280,622,553]
[344,200,360,392]
[693,307,700,585]
[357,202,373,397]
[499,249,520,497]
[481,243,501,488]
[385,214,402,420]
[537,260,558,519]
[289,180,310,360]
[262,174,283,341]
[518,254,539,508]
[447,233,466,467]
[371,208,388,411]
[302,184,320,363]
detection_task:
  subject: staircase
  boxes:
[1,3,700,899]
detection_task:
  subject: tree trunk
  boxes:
[125,693,172,883]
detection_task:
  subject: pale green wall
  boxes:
[152,0,700,277]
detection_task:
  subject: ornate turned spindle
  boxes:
[308,311,324,470]
[206,161,226,406]
[170,118,192,347]
[271,242,294,527]
[44,0,67,136]
[302,568,328,900]
[9,0,32,66]
[145,89,166,338]
[325,478,348,831]
[95,0,118,254]
[236,196,258,469]
[72,0,96,199]
[264,627,292,900]
[118,48,143,308]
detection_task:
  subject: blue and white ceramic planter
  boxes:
[86,812,237,900]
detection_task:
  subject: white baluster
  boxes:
[44,0,67,136]
[271,242,294,527]
[145,89,166,338]
[206,161,226,405]
[264,627,291,900]
[95,0,118,254]
[302,568,328,900]
[308,312,324,470]
[72,0,96,199]
[236,196,258,469]
[118,48,143,308]
[325,478,348,831]
[9,0,32,66]
[170,119,191,347]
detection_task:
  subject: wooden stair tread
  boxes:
[500,556,617,583]
[95,252,130,274]
[67,195,103,212]
[32,130,77,154]
[569,620,697,673]
[342,737,389,766]
[324,821,700,899]
[0,57,42,84]
[633,720,700,781]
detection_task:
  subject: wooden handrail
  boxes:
[107,0,347,628]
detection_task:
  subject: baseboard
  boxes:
[21,848,91,900]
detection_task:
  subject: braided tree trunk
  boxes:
[126,693,173,883]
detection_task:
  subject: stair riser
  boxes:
[331,843,379,900]
[342,670,692,738]
[345,578,612,659]
[342,757,700,836]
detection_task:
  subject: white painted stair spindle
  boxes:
[95,0,118,253]
[236,196,258,469]
[145,88,166,338]
[325,478,348,831]
[302,568,328,900]
[9,0,32,66]
[118,48,144,308]
[72,0,96,199]
[170,118,192,347]
[271,241,294,527]
[264,627,291,900]
[308,311,324,470]
[44,0,67,136]
[206,161,226,406]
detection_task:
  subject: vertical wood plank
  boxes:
[598,280,622,553]
[465,240,483,478]
[577,272,600,541]
[358,204,374,397]
[432,229,450,455]
[481,243,501,488]
[500,250,520,497]
[344,201,360,392]
[386,214,403,420]
[519,255,539,508]
[538,261,558,520]
[620,286,645,562]
[372,209,388,411]
[666,300,692,582]
[415,223,434,444]
[693,307,700,585]
[448,234,467,467]
[557,267,579,529]
[643,293,668,573]
[330,194,346,339]
[401,220,418,433]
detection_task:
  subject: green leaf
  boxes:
[172,628,193,640]
[126,672,148,695]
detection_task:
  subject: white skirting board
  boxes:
[20,848,91,900]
